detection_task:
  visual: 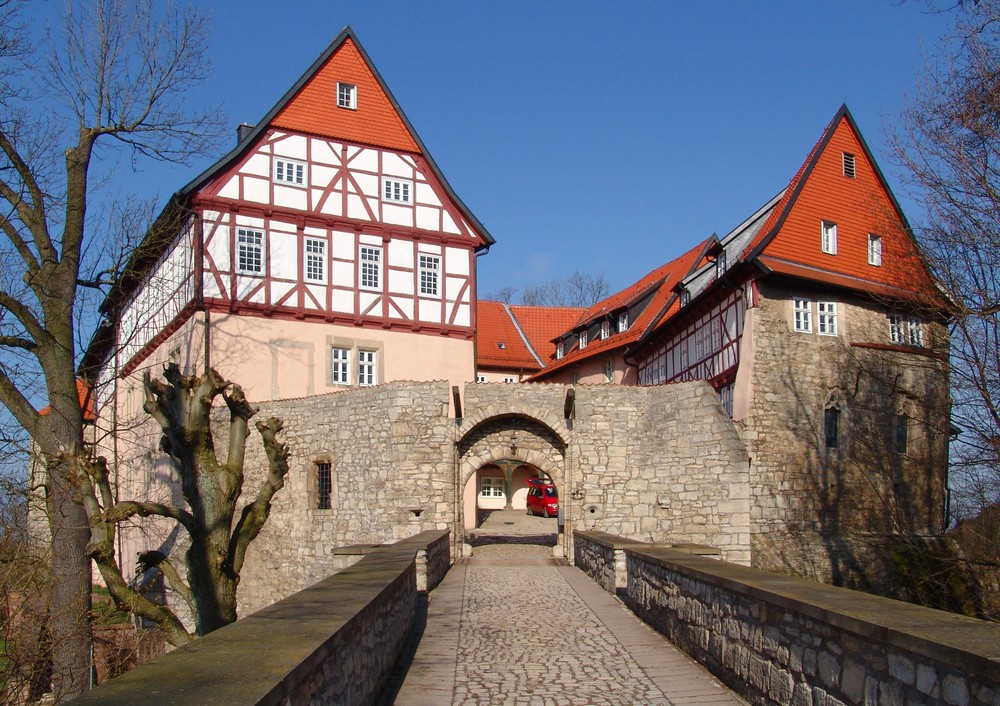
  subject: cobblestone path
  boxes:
[387,542,744,705]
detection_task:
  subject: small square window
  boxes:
[793,298,812,332]
[382,178,412,204]
[274,159,306,186]
[821,221,838,255]
[868,234,882,267]
[503,376,515,384]
[476,374,487,383]
[337,82,357,110]
[843,153,856,179]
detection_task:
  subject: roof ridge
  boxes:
[504,303,544,367]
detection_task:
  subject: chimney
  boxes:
[236,123,255,144]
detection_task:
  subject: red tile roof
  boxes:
[528,239,708,380]
[476,301,542,371]
[39,379,96,423]
[508,305,585,362]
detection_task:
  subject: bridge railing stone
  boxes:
[623,544,1000,706]
[68,529,450,706]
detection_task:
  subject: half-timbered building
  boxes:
[529,106,952,580]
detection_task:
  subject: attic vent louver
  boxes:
[842,152,856,179]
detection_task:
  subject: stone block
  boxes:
[840,657,865,704]
[942,674,969,706]
[818,650,840,689]
[915,663,938,697]
[887,653,914,686]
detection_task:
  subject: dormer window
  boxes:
[868,234,882,266]
[337,82,357,110]
[715,251,727,279]
[821,221,838,255]
[601,320,610,340]
[556,341,564,359]
[579,329,588,349]
[617,312,629,333]
[843,152,856,178]
[679,289,690,306]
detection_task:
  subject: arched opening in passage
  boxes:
[462,461,557,531]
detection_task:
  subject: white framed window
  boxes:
[503,376,515,384]
[601,320,610,340]
[358,350,376,386]
[418,254,440,296]
[337,82,357,109]
[889,315,924,347]
[843,152,856,179]
[579,329,588,349]
[476,374,487,383]
[817,302,838,336]
[617,312,629,333]
[382,178,412,204]
[604,360,613,383]
[359,245,382,290]
[274,159,306,186]
[821,221,838,255]
[480,477,504,498]
[236,228,264,275]
[793,298,812,332]
[556,341,565,360]
[715,251,727,279]
[331,347,351,385]
[304,238,326,283]
[719,384,734,418]
[680,289,690,306]
[868,234,882,266]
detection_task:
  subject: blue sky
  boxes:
[34,0,951,298]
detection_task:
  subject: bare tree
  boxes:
[0,0,223,698]
[519,271,611,307]
[80,365,291,646]
[893,0,1000,522]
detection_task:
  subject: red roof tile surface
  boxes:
[39,379,96,423]
[476,301,541,371]
[509,305,585,362]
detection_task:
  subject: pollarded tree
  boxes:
[0,0,224,697]
[79,365,290,645]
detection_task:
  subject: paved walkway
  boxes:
[383,539,745,705]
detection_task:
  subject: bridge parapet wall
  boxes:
[68,530,449,706]
[621,544,999,706]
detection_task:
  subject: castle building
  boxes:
[82,27,951,600]
[516,106,952,576]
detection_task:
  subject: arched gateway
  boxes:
[456,410,569,554]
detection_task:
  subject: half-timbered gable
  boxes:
[86,27,492,407]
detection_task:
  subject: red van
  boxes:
[525,478,559,518]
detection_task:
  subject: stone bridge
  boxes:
[69,528,1000,706]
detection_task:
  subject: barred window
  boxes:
[419,254,440,296]
[237,229,264,275]
[317,462,332,510]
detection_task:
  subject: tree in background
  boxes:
[0,0,223,698]
[489,271,611,307]
[894,0,1000,522]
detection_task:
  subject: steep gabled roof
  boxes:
[180,27,492,248]
[528,238,708,380]
[740,104,937,301]
[509,305,587,362]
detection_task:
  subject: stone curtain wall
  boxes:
[623,546,1000,706]
[70,533,447,706]
[233,382,454,615]
[740,282,951,582]
[225,380,751,613]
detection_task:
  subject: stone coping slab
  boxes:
[575,530,721,556]
[626,546,1000,684]
[69,530,449,705]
